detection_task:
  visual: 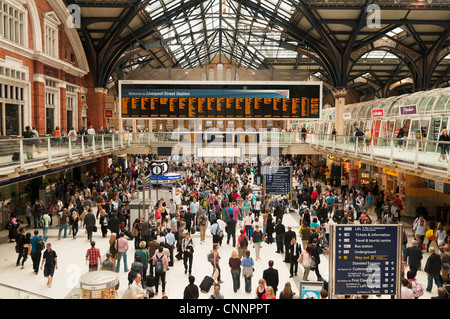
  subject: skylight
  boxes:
[386,27,404,37]
[144,0,298,69]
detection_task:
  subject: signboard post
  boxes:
[150,161,169,210]
[329,224,402,298]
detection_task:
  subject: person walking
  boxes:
[284,226,296,263]
[40,243,58,287]
[85,241,101,271]
[299,244,313,281]
[70,211,80,239]
[84,208,96,242]
[181,232,194,275]
[228,250,241,293]
[210,243,223,284]
[274,219,285,254]
[16,228,30,269]
[288,237,301,278]
[311,238,324,281]
[29,230,45,275]
[152,246,169,296]
[57,209,69,240]
[300,221,311,251]
[135,241,150,284]
[262,260,279,296]
[405,240,423,277]
[197,210,208,244]
[424,247,443,293]
[250,224,263,260]
[241,250,254,294]
[183,275,199,299]
[115,232,129,273]
[226,213,237,247]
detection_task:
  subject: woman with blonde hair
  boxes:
[262,286,276,299]
[228,250,241,293]
[109,232,118,268]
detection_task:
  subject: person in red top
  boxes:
[237,229,249,259]
[311,188,319,201]
[85,241,101,271]
[261,286,276,299]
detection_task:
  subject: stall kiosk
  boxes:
[79,270,119,299]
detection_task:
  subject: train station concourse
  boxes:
[0,0,450,304]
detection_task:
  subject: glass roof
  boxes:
[144,0,299,69]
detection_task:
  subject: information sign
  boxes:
[264,166,291,195]
[331,225,401,296]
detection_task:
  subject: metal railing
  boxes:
[0,283,50,299]
[1,131,449,176]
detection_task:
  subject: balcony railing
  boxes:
[1,132,449,177]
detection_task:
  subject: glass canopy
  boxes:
[144,0,299,69]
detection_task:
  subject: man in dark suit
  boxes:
[288,237,301,278]
[405,240,423,277]
[284,226,296,263]
[311,238,324,281]
[262,260,279,295]
[108,213,120,237]
[84,208,96,242]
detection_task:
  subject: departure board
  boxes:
[119,81,322,119]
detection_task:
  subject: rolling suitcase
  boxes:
[199,276,214,293]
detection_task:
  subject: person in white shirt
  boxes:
[400,278,415,299]
[130,273,147,299]
[87,125,95,135]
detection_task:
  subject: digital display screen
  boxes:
[120,81,322,119]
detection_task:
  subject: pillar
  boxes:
[86,87,107,130]
[32,73,46,134]
[59,82,67,133]
[332,87,349,135]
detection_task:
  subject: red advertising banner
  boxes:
[371,109,384,117]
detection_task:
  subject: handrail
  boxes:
[0,282,51,299]
[0,131,448,176]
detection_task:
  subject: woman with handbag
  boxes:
[109,232,118,269]
[299,244,313,281]
[16,228,30,269]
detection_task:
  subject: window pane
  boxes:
[5,103,19,135]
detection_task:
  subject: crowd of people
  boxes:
[5,152,450,299]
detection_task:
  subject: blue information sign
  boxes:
[264,166,291,195]
[333,225,400,296]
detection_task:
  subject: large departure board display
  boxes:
[119,81,322,120]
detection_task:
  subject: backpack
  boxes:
[207,250,215,263]
[36,237,45,252]
[154,254,164,274]
[240,235,248,248]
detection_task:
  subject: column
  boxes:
[86,87,107,130]
[332,87,348,136]
[59,82,67,133]
[32,74,46,133]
